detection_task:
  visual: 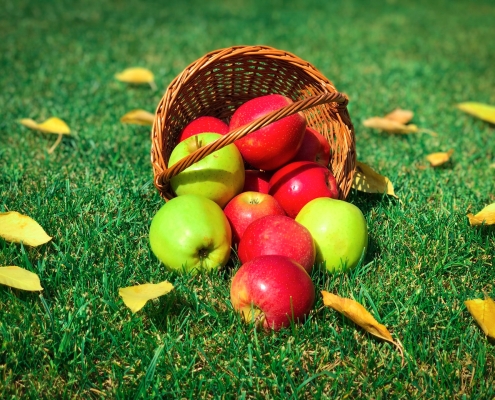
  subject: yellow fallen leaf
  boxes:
[457,102,495,125]
[0,211,52,247]
[120,109,155,126]
[464,295,495,339]
[321,291,395,344]
[19,117,70,135]
[426,149,454,167]
[115,67,156,89]
[363,117,419,134]
[119,280,174,313]
[384,108,414,125]
[467,203,495,226]
[352,161,398,198]
[0,266,43,291]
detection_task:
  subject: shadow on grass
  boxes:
[146,289,195,329]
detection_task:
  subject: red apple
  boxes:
[229,94,306,171]
[223,191,286,246]
[242,170,272,193]
[238,215,315,273]
[230,255,315,331]
[178,116,229,142]
[290,127,331,166]
[269,161,339,218]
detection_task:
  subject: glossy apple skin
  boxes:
[238,215,315,273]
[179,116,229,142]
[230,255,315,331]
[242,170,272,194]
[229,94,306,171]
[223,191,286,246]
[149,194,232,274]
[290,127,331,167]
[268,161,339,218]
[169,133,245,208]
[295,198,368,273]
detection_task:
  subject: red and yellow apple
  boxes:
[229,94,306,171]
[295,197,368,273]
[237,214,315,273]
[223,191,285,246]
[269,161,339,218]
[178,116,229,142]
[230,255,315,330]
[149,194,232,274]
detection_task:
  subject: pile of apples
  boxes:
[149,94,368,330]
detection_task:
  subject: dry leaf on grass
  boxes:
[465,295,495,339]
[120,109,155,126]
[119,280,174,313]
[19,117,71,134]
[467,203,495,226]
[457,102,495,125]
[115,67,156,90]
[322,290,394,343]
[0,211,52,246]
[19,117,70,153]
[363,117,419,134]
[321,290,403,361]
[0,266,43,291]
[384,108,414,124]
[426,149,454,167]
[352,161,398,198]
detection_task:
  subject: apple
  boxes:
[178,116,229,142]
[242,170,272,194]
[290,127,331,166]
[229,94,306,171]
[268,160,339,218]
[230,255,315,331]
[169,133,245,208]
[237,215,315,273]
[149,194,232,274]
[295,197,368,273]
[223,191,286,246]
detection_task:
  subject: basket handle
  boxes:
[156,91,349,190]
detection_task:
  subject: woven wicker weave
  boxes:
[151,45,356,201]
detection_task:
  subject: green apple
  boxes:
[169,133,245,208]
[295,197,368,273]
[149,194,232,274]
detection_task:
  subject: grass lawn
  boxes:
[1,0,494,398]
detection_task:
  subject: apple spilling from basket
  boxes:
[149,94,368,330]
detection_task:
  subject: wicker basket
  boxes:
[151,45,356,201]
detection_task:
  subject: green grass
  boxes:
[1,0,495,398]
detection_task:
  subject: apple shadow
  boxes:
[146,288,196,329]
